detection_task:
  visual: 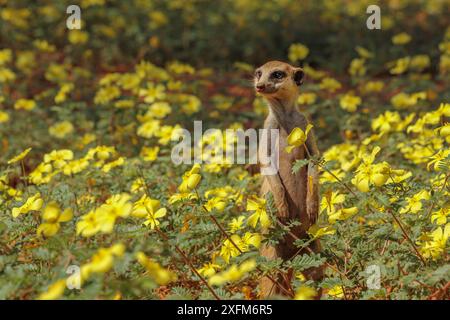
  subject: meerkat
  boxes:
[255,61,322,298]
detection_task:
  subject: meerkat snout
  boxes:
[254,61,304,98]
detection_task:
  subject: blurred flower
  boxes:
[38,280,66,300]
[49,121,74,139]
[340,94,361,112]
[136,252,177,285]
[392,32,411,45]
[327,285,344,298]
[140,146,159,162]
[295,286,317,300]
[288,43,309,62]
[7,147,31,164]
[0,110,9,123]
[209,259,256,286]
[14,98,36,111]
[37,201,73,237]
[12,193,43,218]
[297,92,317,105]
[319,77,341,92]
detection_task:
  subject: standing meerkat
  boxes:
[255,61,322,298]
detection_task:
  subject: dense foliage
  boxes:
[0,0,449,300]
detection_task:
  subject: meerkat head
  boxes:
[254,61,304,103]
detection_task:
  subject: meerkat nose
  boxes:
[256,84,266,92]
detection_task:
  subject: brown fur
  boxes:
[255,61,322,298]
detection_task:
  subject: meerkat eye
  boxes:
[255,70,262,78]
[271,71,286,79]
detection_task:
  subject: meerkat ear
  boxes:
[293,68,305,86]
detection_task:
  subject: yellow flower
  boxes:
[76,209,101,237]
[307,224,336,239]
[355,46,374,59]
[82,244,125,278]
[94,85,121,105]
[285,124,313,154]
[179,94,201,115]
[132,194,160,218]
[156,125,182,145]
[130,178,146,193]
[410,54,430,72]
[389,57,410,75]
[351,147,391,192]
[0,110,9,123]
[320,168,345,184]
[49,121,74,139]
[198,262,222,278]
[137,119,161,138]
[55,83,74,103]
[319,77,341,92]
[297,92,317,105]
[143,207,167,229]
[114,99,134,109]
[0,67,16,83]
[204,197,227,212]
[240,232,261,250]
[208,259,256,286]
[220,234,244,263]
[327,285,345,298]
[361,81,384,94]
[87,145,115,161]
[340,94,361,112]
[136,252,177,285]
[294,285,317,300]
[38,279,66,300]
[178,164,202,192]
[168,192,198,204]
[288,43,309,62]
[102,156,125,173]
[246,196,270,228]
[0,49,12,66]
[348,58,366,77]
[140,146,159,162]
[14,98,36,111]
[148,102,172,118]
[44,149,74,169]
[95,194,132,233]
[320,191,345,214]
[139,83,166,103]
[33,39,56,52]
[63,158,89,175]
[435,123,450,138]
[399,190,430,214]
[427,150,450,171]
[167,61,195,74]
[12,193,43,218]
[417,224,449,260]
[328,207,358,224]
[7,147,31,164]
[431,207,449,225]
[391,92,426,109]
[29,163,53,184]
[392,32,411,45]
[68,30,89,44]
[37,201,73,237]
[228,216,245,233]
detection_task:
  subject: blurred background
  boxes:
[1,0,449,71]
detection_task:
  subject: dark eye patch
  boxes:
[270,71,286,79]
[255,70,262,78]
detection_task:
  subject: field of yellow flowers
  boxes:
[0,1,449,300]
